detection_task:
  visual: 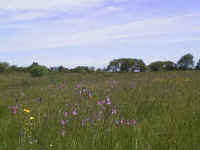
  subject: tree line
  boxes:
[0,53,200,76]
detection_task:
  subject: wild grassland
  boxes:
[0,71,200,150]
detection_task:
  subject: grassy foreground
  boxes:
[0,71,200,150]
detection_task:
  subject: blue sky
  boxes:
[0,0,200,68]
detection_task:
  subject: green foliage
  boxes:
[30,65,48,77]
[107,58,146,72]
[71,66,95,73]
[149,61,177,72]
[196,59,200,70]
[177,53,194,70]
[0,62,9,72]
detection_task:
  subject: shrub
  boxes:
[30,65,48,77]
[0,62,9,73]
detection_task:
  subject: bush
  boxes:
[30,65,48,77]
[0,62,9,73]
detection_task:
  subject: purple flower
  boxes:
[88,91,92,99]
[100,100,105,105]
[72,110,77,116]
[13,110,17,115]
[76,84,81,89]
[60,120,65,126]
[12,105,17,110]
[97,101,101,105]
[8,105,12,109]
[64,112,68,117]
[105,96,111,105]
[111,108,117,114]
[130,120,136,125]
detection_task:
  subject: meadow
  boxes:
[0,71,200,150]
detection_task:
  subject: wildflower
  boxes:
[8,105,12,109]
[64,112,68,117]
[76,84,81,89]
[24,108,30,113]
[100,100,105,105]
[97,101,101,105]
[60,120,65,126]
[111,108,117,114]
[13,110,17,115]
[88,91,92,99]
[30,116,35,120]
[120,120,124,124]
[105,96,111,105]
[72,110,77,116]
[130,120,136,125]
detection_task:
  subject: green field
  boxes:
[0,71,200,150]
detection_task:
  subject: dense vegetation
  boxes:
[0,71,200,150]
[0,53,199,76]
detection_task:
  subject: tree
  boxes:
[196,59,200,70]
[30,65,49,77]
[71,66,92,73]
[107,58,146,72]
[0,62,9,72]
[163,61,177,71]
[148,61,176,72]
[177,53,194,70]
[148,61,163,71]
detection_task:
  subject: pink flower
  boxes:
[105,96,111,105]
[12,105,17,110]
[60,120,65,126]
[72,110,77,116]
[88,91,92,99]
[97,101,101,105]
[111,108,117,114]
[8,105,12,109]
[64,112,68,117]
[76,84,81,89]
[130,120,136,125]
[100,100,105,105]
[120,120,124,124]
[13,110,17,115]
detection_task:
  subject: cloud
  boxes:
[1,13,199,52]
[0,0,128,10]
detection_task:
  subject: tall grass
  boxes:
[0,71,200,150]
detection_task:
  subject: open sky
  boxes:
[0,0,200,68]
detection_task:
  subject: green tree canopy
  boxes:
[107,58,146,72]
[177,53,194,70]
[196,59,200,70]
[148,61,177,72]
[0,62,9,72]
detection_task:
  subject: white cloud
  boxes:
[103,6,122,12]
[1,13,200,52]
[0,0,128,10]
